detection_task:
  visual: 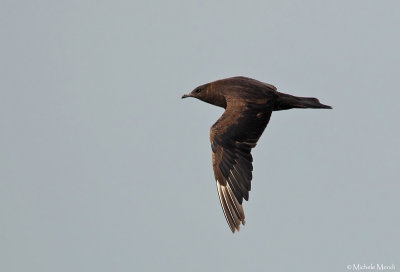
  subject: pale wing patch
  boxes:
[216,181,246,233]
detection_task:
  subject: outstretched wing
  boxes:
[210,99,273,232]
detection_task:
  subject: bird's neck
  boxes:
[205,84,227,108]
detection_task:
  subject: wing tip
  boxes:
[217,181,246,233]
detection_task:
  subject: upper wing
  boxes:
[210,99,273,232]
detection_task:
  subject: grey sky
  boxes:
[1,1,399,271]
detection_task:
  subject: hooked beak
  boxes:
[181,93,191,99]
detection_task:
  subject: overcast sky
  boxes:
[1,1,399,272]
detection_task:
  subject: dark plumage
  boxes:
[182,76,331,233]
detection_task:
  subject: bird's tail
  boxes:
[273,92,332,111]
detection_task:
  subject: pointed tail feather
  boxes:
[274,92,332,111]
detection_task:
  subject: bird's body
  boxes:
[182,76,331,233]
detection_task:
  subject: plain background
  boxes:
[1,1,399,271]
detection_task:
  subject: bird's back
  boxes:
[212,76,278,105]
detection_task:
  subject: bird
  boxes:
[181,76,331,233]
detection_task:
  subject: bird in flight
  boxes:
[182,76,331,233]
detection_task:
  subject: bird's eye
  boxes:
[195,88,202,93]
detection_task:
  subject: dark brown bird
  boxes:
[182,76,331,233]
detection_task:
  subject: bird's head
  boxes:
[181,84,209,100]
[182,82,227,108]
